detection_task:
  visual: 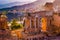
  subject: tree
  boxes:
[2,11,8,15]
[11,19,23,30]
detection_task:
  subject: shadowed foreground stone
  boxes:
[0,30,17,40]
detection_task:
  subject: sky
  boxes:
[0,0,55,5]
[0,0,55,9]
[0,0,37,4]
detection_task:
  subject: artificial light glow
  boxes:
[17,21,24,24]
[8,23,11,26]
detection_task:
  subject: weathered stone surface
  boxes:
[0,30,14,40]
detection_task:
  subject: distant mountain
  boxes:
[0,2,20,9]
[0,0,38,9]
[0,2,32,9]
[0,0,45,11]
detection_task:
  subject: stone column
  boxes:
[38,17,42,28]
[35,17,36,29]
[35,15,38,28]
[30,17,31,28]
[25,18,27,31]
[38,17,39,28]
[30,17,32,34]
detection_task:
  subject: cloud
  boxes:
[0,0,55,9]
[0,0,37,4]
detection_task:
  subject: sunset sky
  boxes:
[0,0,55,9]
[0,0,55,5]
